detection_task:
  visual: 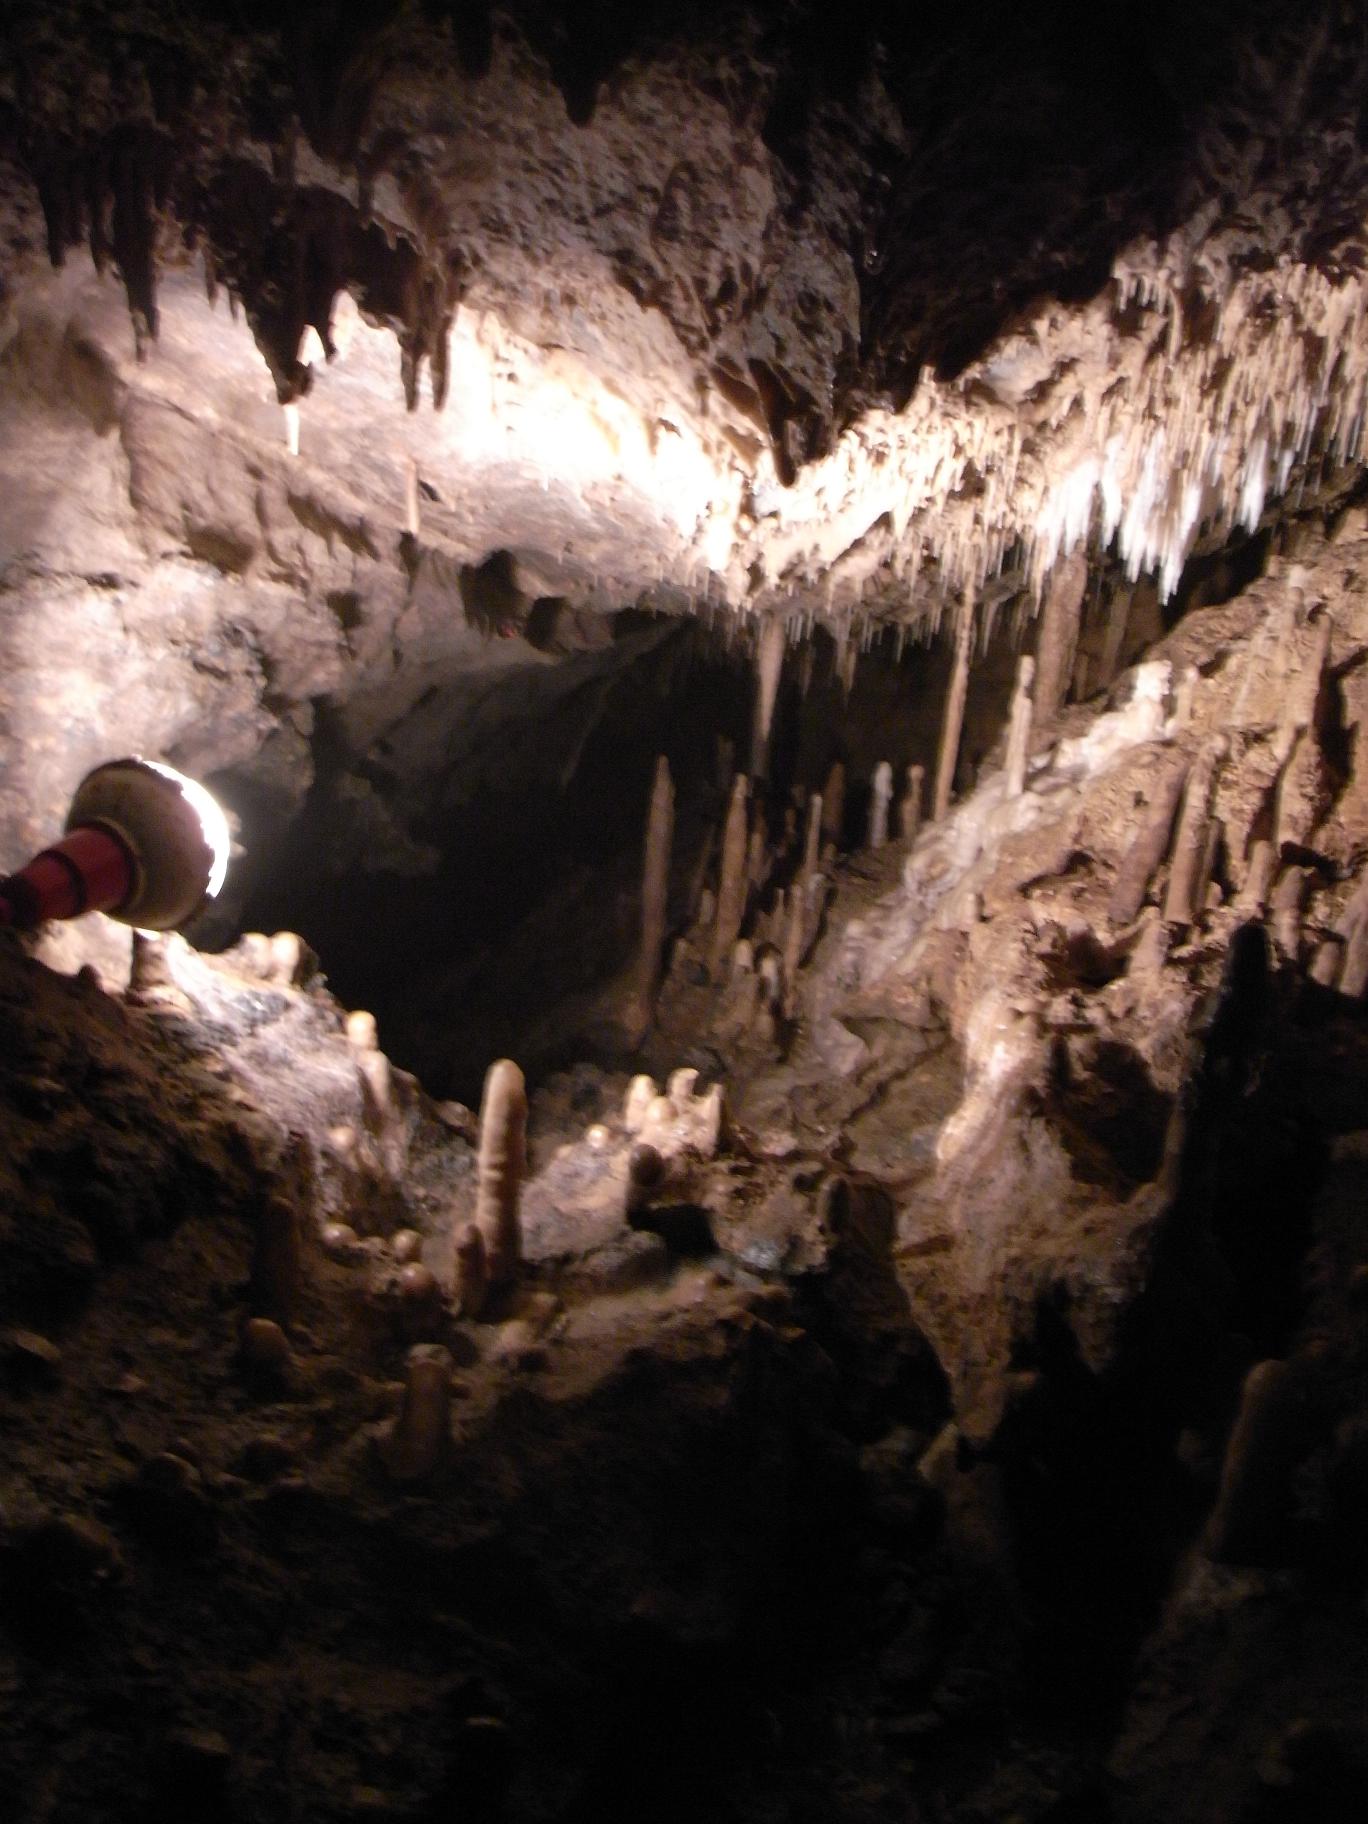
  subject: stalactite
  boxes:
[711,774,750,973]
[933,599,973,821]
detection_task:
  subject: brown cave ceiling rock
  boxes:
[2,1,1367,648]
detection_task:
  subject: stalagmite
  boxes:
[1270,866,1310,958]
[382,1345,453,1483]
[629,755,674,1041]
[821,762,845,848]
[1335,876,1368,996]
[624,1074,658,1132]
[1004,656,1035,798]
[453,1223,488,1319]
[474,1059,527,1290]
[711,774,750,972]
[1110,766,1190,925]
[933,600,973,821]
[867,761,894,848]
[802,792,823,880]
[1236,838,1278,913]
[1163,738,1227,927]
[1273,610,1333,764]
[127,931,189,1009]
[781,885,806,1015]
[750,616,786,778]
[1034,553,1087,722]
[1309,937,1344,986]
[899,764,925,845]
[346,1009,378,1051]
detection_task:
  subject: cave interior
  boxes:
[2,5,1367,1822]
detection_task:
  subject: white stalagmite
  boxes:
[802,791,823,879]
[868,761,894,848]
[474,1058,527,1289]
[934,601,973,821]
[1004,656,1036,798]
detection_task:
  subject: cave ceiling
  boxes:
[4,0,1367,645]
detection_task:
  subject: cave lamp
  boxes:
[0,759,231,932]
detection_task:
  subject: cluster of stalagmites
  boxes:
[213,940,744,1485]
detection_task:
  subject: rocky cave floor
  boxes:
[5,526,1368,1824]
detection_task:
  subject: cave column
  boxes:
[1035,553,1088,721]
[933,597,973,822]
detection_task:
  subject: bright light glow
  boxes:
[145,760,232,898]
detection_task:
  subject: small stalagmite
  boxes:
[382,1344,453,1483]
[1235,838,1278,914]
[899,763,925,845]
[239,1317,293,1389]
[1163,738,1227,927]
[1335,875,1368,997]
[711,774,750,972]
[1004,655,1035,798]
[127,931,189,1009]
[867,761,894,848]
[453,1223,488,1320]
[474,1059,527,1290]
[346,1009,379,1051]
[1270,865,1311,958]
